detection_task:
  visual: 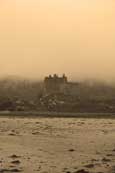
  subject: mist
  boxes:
[0,0,115,82]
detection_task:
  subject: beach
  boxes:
[0,116,115,173]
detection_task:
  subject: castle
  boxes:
[44,74,67,94]
[44,74,79,95]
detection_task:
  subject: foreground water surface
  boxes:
[0,116,115,173]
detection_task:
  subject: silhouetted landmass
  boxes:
[0,76,115,114]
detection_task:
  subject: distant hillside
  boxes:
[0,77,115,112]
[0,77,43,101]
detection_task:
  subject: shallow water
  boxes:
[0,117,115,173]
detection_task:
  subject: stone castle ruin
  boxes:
[44,74,67,94]
[44,74,79,95]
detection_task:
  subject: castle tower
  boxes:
[44,74,68,94]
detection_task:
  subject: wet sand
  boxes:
[0,117,115,173]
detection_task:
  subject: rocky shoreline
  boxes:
[0,111,115,118]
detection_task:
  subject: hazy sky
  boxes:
[0,0,115,80]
